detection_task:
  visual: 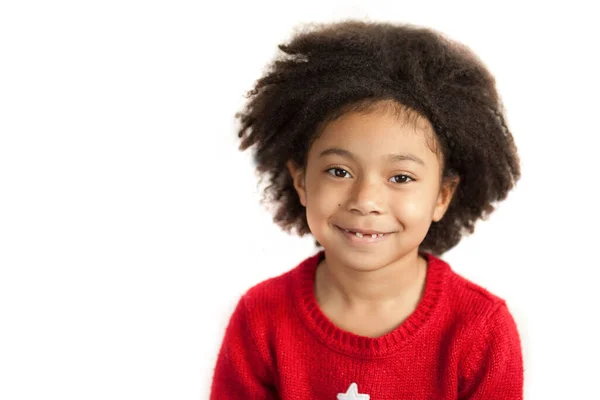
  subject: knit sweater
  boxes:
[210,251,523,399]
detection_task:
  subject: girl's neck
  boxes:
[315,250,427,311]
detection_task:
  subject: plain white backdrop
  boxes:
[1,0,599,399]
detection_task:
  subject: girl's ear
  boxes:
[432,176,460,222]
[286,160,307,207]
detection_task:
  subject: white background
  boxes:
[1,1,599,399]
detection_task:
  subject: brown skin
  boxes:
[287,106,458,338]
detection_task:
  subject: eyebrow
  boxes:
[319,148,425,166]
[387,153,425,166]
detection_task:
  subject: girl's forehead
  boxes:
[312,110,437,156]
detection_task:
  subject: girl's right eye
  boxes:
[326,167,352,178]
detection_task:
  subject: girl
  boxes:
[211,20,523,399]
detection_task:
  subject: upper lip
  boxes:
[336,225,392,235]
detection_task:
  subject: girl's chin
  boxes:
[322,248,396,270]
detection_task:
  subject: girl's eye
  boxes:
[326,168,351,178]
[390,175,414,184]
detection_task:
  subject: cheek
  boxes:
[392,190,437,222]
[304,176,341,220]
[306,174,342,205]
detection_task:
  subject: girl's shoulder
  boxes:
[240,253,319,320]
[446,266,505,305]
[243,254,315,301]
[439,258,514,329]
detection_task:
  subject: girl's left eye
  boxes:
[389,175,414,184]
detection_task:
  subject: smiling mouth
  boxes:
[334,225,393,240]
[344,229,384,239]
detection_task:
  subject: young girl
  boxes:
[211,20,523,399]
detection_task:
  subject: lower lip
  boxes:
[335,225,390,244]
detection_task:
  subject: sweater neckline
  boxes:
[293,250,448,358]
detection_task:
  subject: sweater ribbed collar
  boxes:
[292,250,449,358]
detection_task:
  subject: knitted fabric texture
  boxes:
[211,252,523,399]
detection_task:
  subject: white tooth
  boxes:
[371,234,377,239]
[344,229,349,232]
[355,232,363,238]
[378,233,384,237]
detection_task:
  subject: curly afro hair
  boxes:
[235,20,520,255]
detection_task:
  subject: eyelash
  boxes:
[325,167,415,184]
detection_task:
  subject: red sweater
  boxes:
[211,251,523,399]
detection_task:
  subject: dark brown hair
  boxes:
[235,20,520,255]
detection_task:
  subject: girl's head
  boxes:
[236,20,520,261]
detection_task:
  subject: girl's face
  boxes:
[288,106,458,272]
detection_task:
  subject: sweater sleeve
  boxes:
[210,295,278,399]
[459,302,524,400]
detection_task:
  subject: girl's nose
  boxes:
[347,178,385,215]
